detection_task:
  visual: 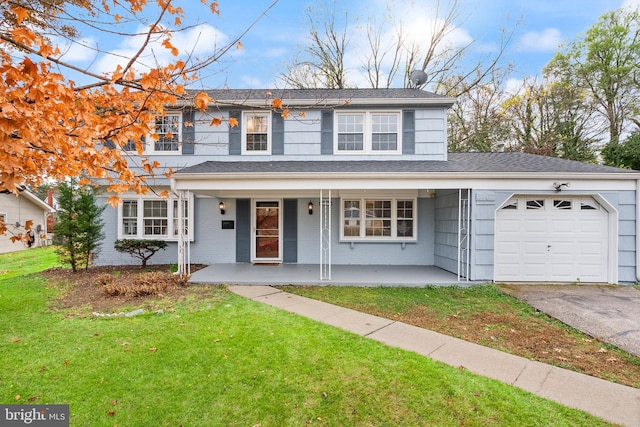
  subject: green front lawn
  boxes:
[0,248,611,426]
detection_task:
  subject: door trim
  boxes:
[251,199,283,263]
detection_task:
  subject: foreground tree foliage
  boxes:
[114,239,168,267]
[0,0,280,237]
[54,179,105,272]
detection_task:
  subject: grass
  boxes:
[276,285,640,388]
[0,248,613,426]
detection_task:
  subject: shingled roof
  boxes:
[184,88,455,108]
[175,152,638,176]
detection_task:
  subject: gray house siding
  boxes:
[468,190,638,283]
[433,190,460,274]
[303,197,436,266]
[599,191,636,283]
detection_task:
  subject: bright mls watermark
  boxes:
[1,405,69,426]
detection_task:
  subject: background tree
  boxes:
[279,0,515,96]
[445,70,511,152]
[602,132,640,170]
[280,0,350,89]
[501,79,599,161]
[54,179,105,272]
[545,7,640,165]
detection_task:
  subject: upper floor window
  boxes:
[153,113,181,153]
[335,111,401,154]
[243,112,270,154]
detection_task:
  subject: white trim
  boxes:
[116,194,194,241]
[146,111,183,155]
[174,176,639,192]
[251,199,283,263]
[339,196,417,242]
[334,111,402,155]
[241,111,271,155]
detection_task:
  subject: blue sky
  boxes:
[55,0,640,91]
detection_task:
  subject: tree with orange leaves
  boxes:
[0,0,277,239]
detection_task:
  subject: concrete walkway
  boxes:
[229,285,640,427]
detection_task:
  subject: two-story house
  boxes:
[95,88,640,285]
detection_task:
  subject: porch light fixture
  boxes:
[219,201,226,215]
[308,201,314,215]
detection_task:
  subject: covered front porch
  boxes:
[189,264,485,287]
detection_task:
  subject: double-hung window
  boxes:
[341,197,416,241]
[336,111,401,154]
[118,196,193,240]
[152,112,182,153]
[242,112,270,154]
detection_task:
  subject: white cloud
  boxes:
[95,24,228,75]
[55,37,99,62]
[516,28,563,52]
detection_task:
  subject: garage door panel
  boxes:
[495,218,520,233]
[522,219,547,233]
[549,242,574,256]
[550,219,576,233]
[578,242,605,256]
[495,196,609,283]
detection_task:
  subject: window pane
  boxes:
[154,114,180,151]
[143,200,168,236]
[246,114,269,151]
[122,201,138,236]
[396,200,413,237]
[343,200,360,237]
[365,200,392,236]
[526,199,544,210]
[337,114,364,151]
[372,133,397,150]
[173,200,189,237]
[553,200,572,210]
[372,114,398,151]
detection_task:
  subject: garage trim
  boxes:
[494,193,618,284]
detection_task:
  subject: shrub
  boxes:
[114,239,168,267]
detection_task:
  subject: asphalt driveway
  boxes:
[499,284,640,357]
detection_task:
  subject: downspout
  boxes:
[636,179,640,282]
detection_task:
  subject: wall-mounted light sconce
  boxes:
[219,201,226,215]
[553,182,570,192]
[308,201,314,215]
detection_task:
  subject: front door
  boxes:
[253,200,281,262]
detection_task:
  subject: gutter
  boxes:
[172,171,640,181]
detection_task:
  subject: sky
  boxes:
[53,0,640,91]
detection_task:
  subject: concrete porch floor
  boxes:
[189,263,483,287]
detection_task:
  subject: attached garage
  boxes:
[494,195,616,283]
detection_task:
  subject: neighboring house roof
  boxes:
[175,152,639,177]
[182,88,456,108]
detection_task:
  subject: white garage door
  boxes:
[495,196,609,282]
